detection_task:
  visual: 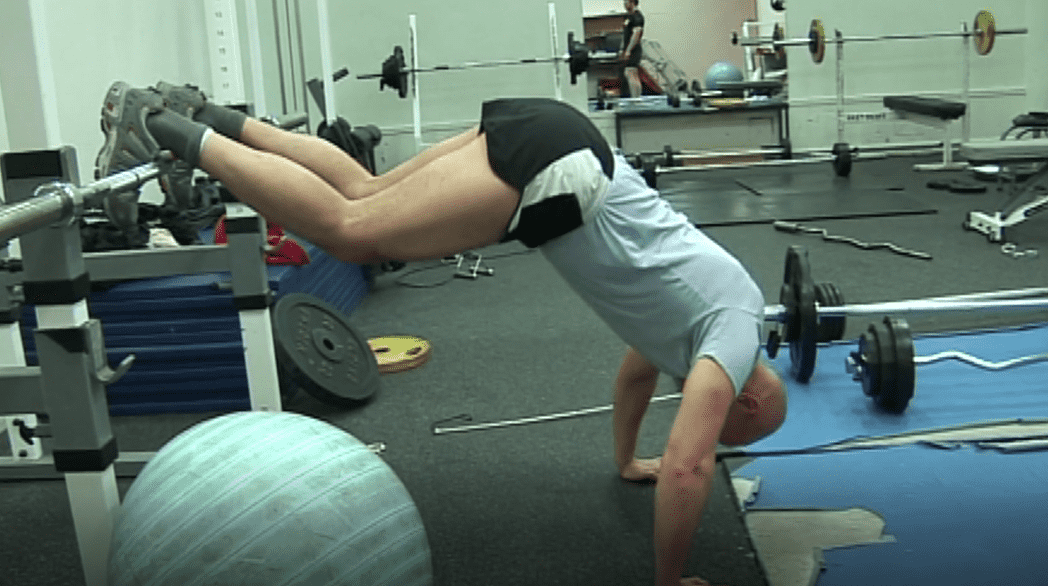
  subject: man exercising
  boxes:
[95,81,787,586]
[620,0,645,98]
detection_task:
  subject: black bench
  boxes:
[883,95,968,171]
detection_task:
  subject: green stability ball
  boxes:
[109,411,432,586]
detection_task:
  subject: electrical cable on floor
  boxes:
[393,249,536,289]
[773,220,933,260]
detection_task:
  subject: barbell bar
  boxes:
[732,10,1026,64]
[846,316,1048,413]
[358,32,591,98]
[0,162,158,244]
[767,246,1048,384]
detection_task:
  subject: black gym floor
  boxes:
[2,154,1047,586]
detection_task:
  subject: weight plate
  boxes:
[782,246,818,383]
[857,325,880,398]
[974,9,995,56]
[872,319,897,411]
[368,335,433,374]
[832,142,853,177]
[814,282,847,342]
[809,19,826,64]
[880,317,916,413]
[827,283,847,341]
[773,23,786,60]
[272,293,381,406]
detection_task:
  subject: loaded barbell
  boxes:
[0,161,159,244]
[765,246,1048,384]
[731,9,1026,65]
[847,316,1048,413]
[358,32,591,98]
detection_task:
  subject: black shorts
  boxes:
[480,98,614,247]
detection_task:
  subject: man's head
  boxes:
[718,362,787,447]
[624,0,638,14]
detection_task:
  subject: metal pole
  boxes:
[548,2,562,101]
[410,14,423,153]
[765,297,1048,321]
[739,26,1028,48]
[835,30,844,145]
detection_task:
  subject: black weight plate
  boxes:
[814,283,832,342]
[783,246,818,383]
[826,283,847,341]
[880,317,915,414]
[857,324,880,398]
[832,142,852,177]
[814,282,846,342]
[872,319,896,410]
[272,293,381,406]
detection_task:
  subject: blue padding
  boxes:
[753,323,1048,454]
[735,447,1048,585]
[17,240,369,415]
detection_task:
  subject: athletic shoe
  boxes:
[152,81,207,118]
[94,81,164,180]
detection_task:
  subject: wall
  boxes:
[781,0,1029,149]
[0,0,212,203]
[1026,0,1048,112]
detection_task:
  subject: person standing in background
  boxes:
[620,0,645,98]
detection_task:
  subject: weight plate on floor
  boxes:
[272,293,381,406]
[809,19,826,64]
[879,317,915,413]
[782,246,818,383]
[368,335,433,374]
[832,142,853,177]
[974,9,995,56]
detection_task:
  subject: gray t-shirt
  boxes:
[540,154,765,391]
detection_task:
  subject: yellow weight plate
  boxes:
[974,9,995,56]
[809,19,826,64]
[368,335,433,374]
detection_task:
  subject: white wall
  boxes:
[782,0,1029,149]
[0,0,211,202]
[1026,0,1048,112]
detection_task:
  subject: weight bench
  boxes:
[958,138,1048,242]
[883,95,967,172]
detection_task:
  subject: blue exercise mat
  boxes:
[735,446,1048,585]
[751,323,1048,454]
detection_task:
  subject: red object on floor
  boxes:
[214,217,311,266]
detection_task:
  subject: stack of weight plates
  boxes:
[19,240,370,415]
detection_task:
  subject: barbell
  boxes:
[358,32,591,98]
[766,246,1048,383]
[732,9,1027,64]
[847,316,1048,413]
[0,162,159,244]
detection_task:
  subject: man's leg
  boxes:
[154,81,481,201]
[236,117,481,200]
[98,82,519,264]
[624,66,643,98]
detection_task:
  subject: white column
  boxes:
[1026,0,1048,112]
[204,0,247,105]
[0,0,62,150]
